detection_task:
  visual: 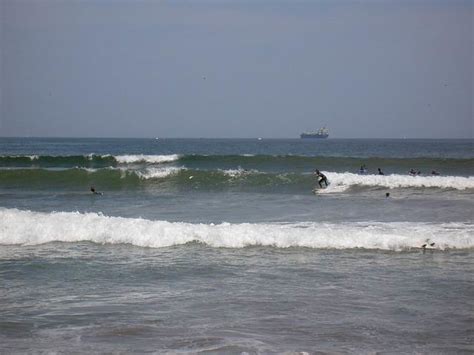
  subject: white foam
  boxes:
[17,166,183,179]
[114,154,181,164]
[135,167,183,179]
[314,184,349,194]
[221,168,256,177]
[323,172,474,191]
[81,167,98,173]
[1,208,472,251]
[80,153,114,161]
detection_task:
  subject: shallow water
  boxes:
[1,243,473,353]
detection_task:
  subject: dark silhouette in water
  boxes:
[421,240,435,254]
[314,169,328,188]
[385,192,390,198]
[90,186,102,195]
[359,165,367,174]
[378,168,384,175]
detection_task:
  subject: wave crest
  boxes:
[1,209,472,251]
[114,154,181,164]
[0,168,473,191]
[323,172,474,191]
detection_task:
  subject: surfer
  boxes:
[385,192,390,198]
[90,186,102,195]
[378,168,384,175]
[421,241,435,250]
[314,169,328,188]
[359,165,367,174]
[431,170,440,175]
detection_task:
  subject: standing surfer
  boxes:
[314,169,328,188]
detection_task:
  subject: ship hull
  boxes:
[300,134,328,139]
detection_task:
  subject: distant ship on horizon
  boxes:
[300,127,329,139]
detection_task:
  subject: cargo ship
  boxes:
[300,127,329,139]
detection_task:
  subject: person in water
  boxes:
[378,168,384,175]
[359,165,367,174]
[90,186,102,195]
[314,169,328,188]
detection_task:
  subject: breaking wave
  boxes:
[114,154,181,164]
[318,172,474,193]
[0,168,473,192]
[1,154,473,175]
[0,154,180,168]
[1,208,472,251]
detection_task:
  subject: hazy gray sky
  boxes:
[1,0,472,138]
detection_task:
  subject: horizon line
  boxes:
[0,136,472,140]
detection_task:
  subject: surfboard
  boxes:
[312,183,330,194]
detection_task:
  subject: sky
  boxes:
[0,0,472,138]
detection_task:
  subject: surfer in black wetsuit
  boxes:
[314,169,328,188]
[359,165,367,174]
[90,186,102,195]
[378,168,384,175]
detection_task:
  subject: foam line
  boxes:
[1,209,472,251]
[114,154,181,164]
[325,172,474,191]
[135,167,184,179]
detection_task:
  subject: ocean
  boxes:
[0,137,473,353]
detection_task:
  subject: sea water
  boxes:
[0,138,473,353]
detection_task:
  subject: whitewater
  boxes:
[2,208,473,250]
[321,172,474,191]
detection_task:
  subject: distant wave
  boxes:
[114,154,181,164]
[0,168,473,191]
[1,208,472,251]
[0,154,180,168]
[1,154,472,174]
